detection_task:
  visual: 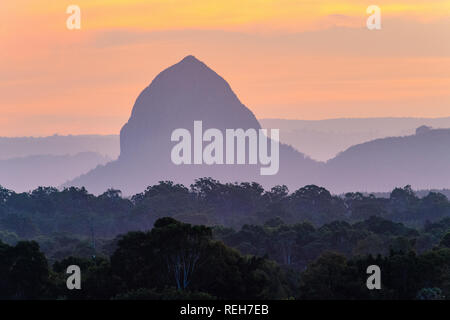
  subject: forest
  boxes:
[0,178,449,300]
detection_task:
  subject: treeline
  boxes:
[1,178,449,244]
[1,218,449,300]
[215,216,450,270]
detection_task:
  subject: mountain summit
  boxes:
[120,55,261,161]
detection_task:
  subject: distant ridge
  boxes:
[0,135,119,160]
[260,117,450,161]
[322,127,450,192]
[0,152,110,192]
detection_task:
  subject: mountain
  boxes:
[64,56,450,195]
[0,135,119,160]
[260,118,450,161]
[0,152,110,192]
[68,56,320,195]
[322,127,450,192]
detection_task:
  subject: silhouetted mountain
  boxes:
[323,128,450,192]
[0,152,110,192]
[64,56,450,195]
[68,56,320,194]
[261,118,450,161]
[0,135,119,160]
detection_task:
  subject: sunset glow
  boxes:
[1,0,449,136]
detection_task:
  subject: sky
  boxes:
[0,0,449,136]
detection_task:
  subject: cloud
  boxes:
[89,18,450,58]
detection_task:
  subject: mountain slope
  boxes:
[260,117,450,161]
[323,128,450,192]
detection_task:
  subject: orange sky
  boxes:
[0,0,449,136]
